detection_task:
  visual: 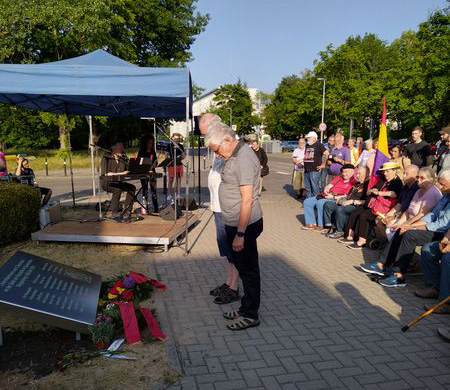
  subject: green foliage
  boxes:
[0,183,41,246]
[0,106,59,149]
[211,82,260,135]
[0,0,209,149]
[193,83,206,100]
[264,9,450,141]
[88,321,115,344]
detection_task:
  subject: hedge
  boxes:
[0,183,41,246]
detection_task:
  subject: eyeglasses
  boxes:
[417,175,428,180]
[211,141,224,154]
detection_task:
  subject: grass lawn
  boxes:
[0,214,179,389]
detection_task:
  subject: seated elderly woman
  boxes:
[323,166,370,239]
[302,164,355,232]
[338,161,403,249]
[370,164,420,243]
[361,167,446,287]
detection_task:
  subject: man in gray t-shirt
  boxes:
[219,142,263,226]
[205,121,264,331]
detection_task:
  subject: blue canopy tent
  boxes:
[0,49,192,119]
[0,50,193,250]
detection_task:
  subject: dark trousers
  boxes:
[140,178,159,212]
[345,206,376,239]
[421,241,450,301]
[323,202,357,233]
[107,182,136,216]
[382,229,444,275]
[225,218,263,320]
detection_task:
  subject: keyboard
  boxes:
[109,172,163,181]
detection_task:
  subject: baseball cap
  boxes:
[305,131,318,139]
[341,164,355,171]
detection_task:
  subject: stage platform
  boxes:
[31,212,199,251]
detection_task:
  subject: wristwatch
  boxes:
[236,231,245,238]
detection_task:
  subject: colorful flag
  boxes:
[368,97,390,188]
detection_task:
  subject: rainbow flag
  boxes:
[368,97,390,188]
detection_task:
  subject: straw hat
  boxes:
[378,161,401,171]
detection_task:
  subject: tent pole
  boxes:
[88,116,96,196]
[184,97,191,255]
[65,111,76,208]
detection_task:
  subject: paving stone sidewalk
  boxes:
[150,188,450,390]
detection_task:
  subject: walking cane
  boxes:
[401,296,450,332]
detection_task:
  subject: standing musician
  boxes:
[100,141,136,219]
[168,133,185,198]
[137,135,159,213]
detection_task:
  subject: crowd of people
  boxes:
[2,117,450,339]
[292,125,450,339]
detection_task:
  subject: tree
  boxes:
[263,7,450,141]
[193,83,206,100]
[211,82,260,135]
[414,10,449,136]
[0,0,209,149]
[263,73,323,139]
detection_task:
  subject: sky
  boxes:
[188,0,447,94]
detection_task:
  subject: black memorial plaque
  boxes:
[0,251,102,333]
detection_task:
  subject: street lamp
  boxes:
[318,77,326,142]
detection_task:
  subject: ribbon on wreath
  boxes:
[129,271,167,291]
[139,307,166,341]
[118,302,167,344]
[118,302,141,344]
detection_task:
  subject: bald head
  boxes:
[404,164,419,185]
[199,113,221,135]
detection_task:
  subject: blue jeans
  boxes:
[304,171,321,198]
[421,241,450,301]
[304,197,335,227]
[323,202,357,233]
[214,212,232,261]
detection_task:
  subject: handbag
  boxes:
[261,165,269,177]
[368,194,398,216]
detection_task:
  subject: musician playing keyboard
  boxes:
[100,141,136,219]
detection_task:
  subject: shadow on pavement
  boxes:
[155,249,450,390]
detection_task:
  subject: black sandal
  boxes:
[223,310,240,320]
[227,316,260,331]
[210,283,228,297]
[214,287,240,305]
[347,243,365,250]
[337,237,354,244]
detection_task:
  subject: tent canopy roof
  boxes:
[0,49,192,119]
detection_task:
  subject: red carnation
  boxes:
[113,280,124,289]
[121,290,134,301]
